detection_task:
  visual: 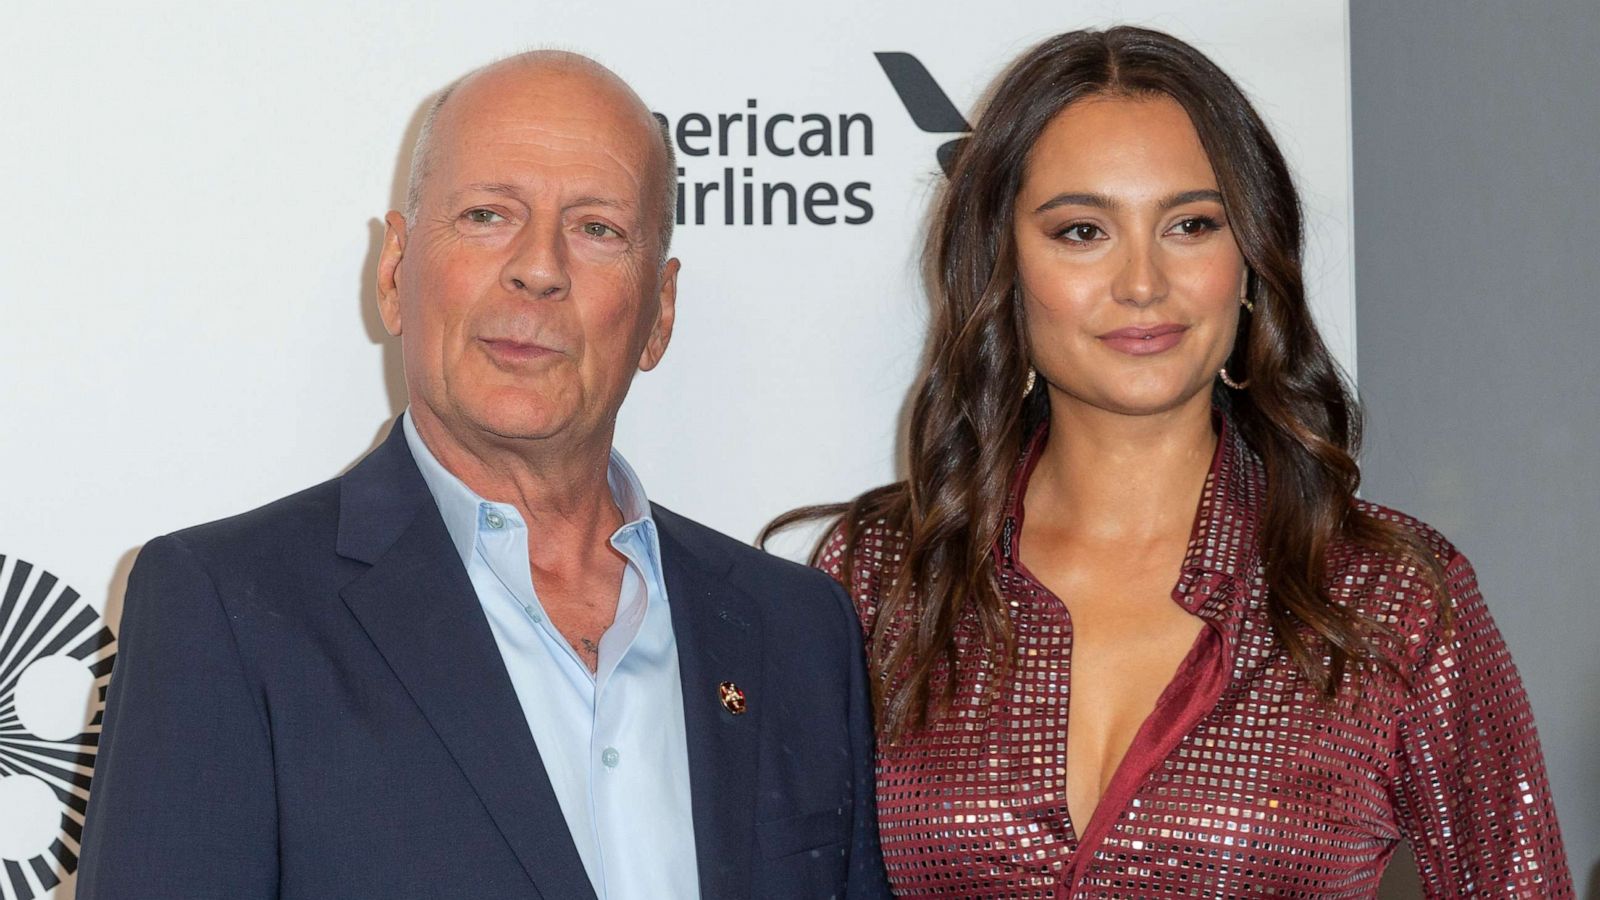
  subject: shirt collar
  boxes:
[1170,414,1266,617]
[999,411,1266,616]
[401,410,656,568]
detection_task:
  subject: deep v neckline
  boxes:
[1006,545,1209,842]
[1000,417,1225,845]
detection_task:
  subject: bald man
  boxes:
[78,53,888,900]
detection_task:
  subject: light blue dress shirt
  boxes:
[403,413,700,900]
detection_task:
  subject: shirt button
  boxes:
[601,747,620,769]
[485,512,505,530]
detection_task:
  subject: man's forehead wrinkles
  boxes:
[442,122,648,172]
[443,158,645,193]
[440,146,646,194]
[459,124,648,161]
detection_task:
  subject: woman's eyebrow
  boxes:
[1032,187,1223,214]
[1158,188,1224,209]
[1034,191,1116,214]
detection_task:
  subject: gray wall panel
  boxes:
[1350,2,1599,896]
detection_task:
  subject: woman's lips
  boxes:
[1098,324,1189,356]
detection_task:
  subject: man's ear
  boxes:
[376,211,409,336]
[638,257,679,372]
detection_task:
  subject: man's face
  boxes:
[378,64,677,453]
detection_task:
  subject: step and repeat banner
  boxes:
[0,2,1352,896]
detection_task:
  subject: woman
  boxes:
[769,26,1571,898]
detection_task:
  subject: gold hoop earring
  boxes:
[1219,367,1249,390]
[1023,367,1037,397]
[1240,293,1255,314]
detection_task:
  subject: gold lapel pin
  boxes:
[718,681,747,715]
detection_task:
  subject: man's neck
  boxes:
[407,406,625,569]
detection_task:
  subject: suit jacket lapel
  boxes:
[337,420,596,900]
[655,507,763,900]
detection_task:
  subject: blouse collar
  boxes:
[998,411,1268,622]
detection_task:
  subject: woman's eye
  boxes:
[1171,216,1221,236]
[463,208,503,224]
[1056,223,1103,243]
[582,222,619,238]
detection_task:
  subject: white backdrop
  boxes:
[0,2,1353,896]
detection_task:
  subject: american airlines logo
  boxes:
[654,52,970,228]
[873,52,971,176]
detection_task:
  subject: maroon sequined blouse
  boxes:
[819,423,1571,898]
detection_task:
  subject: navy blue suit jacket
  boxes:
[78,421,888,899]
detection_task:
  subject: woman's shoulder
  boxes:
[814,514,911,635]
[1329,499,1485,669]
[1347,499,1463,565]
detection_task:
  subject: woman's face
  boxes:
[1013,93,1247,420]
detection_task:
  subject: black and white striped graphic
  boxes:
[0,556,115,900]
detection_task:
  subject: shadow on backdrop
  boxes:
[348,88,438,473]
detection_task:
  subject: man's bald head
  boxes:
[403,51,677,263]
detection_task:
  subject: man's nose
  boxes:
[501,217,570,300]
[1111,239,1169,308]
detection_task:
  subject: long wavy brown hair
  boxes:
[765,26,1445,743]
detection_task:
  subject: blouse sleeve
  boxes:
[1392,552,1573,898]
